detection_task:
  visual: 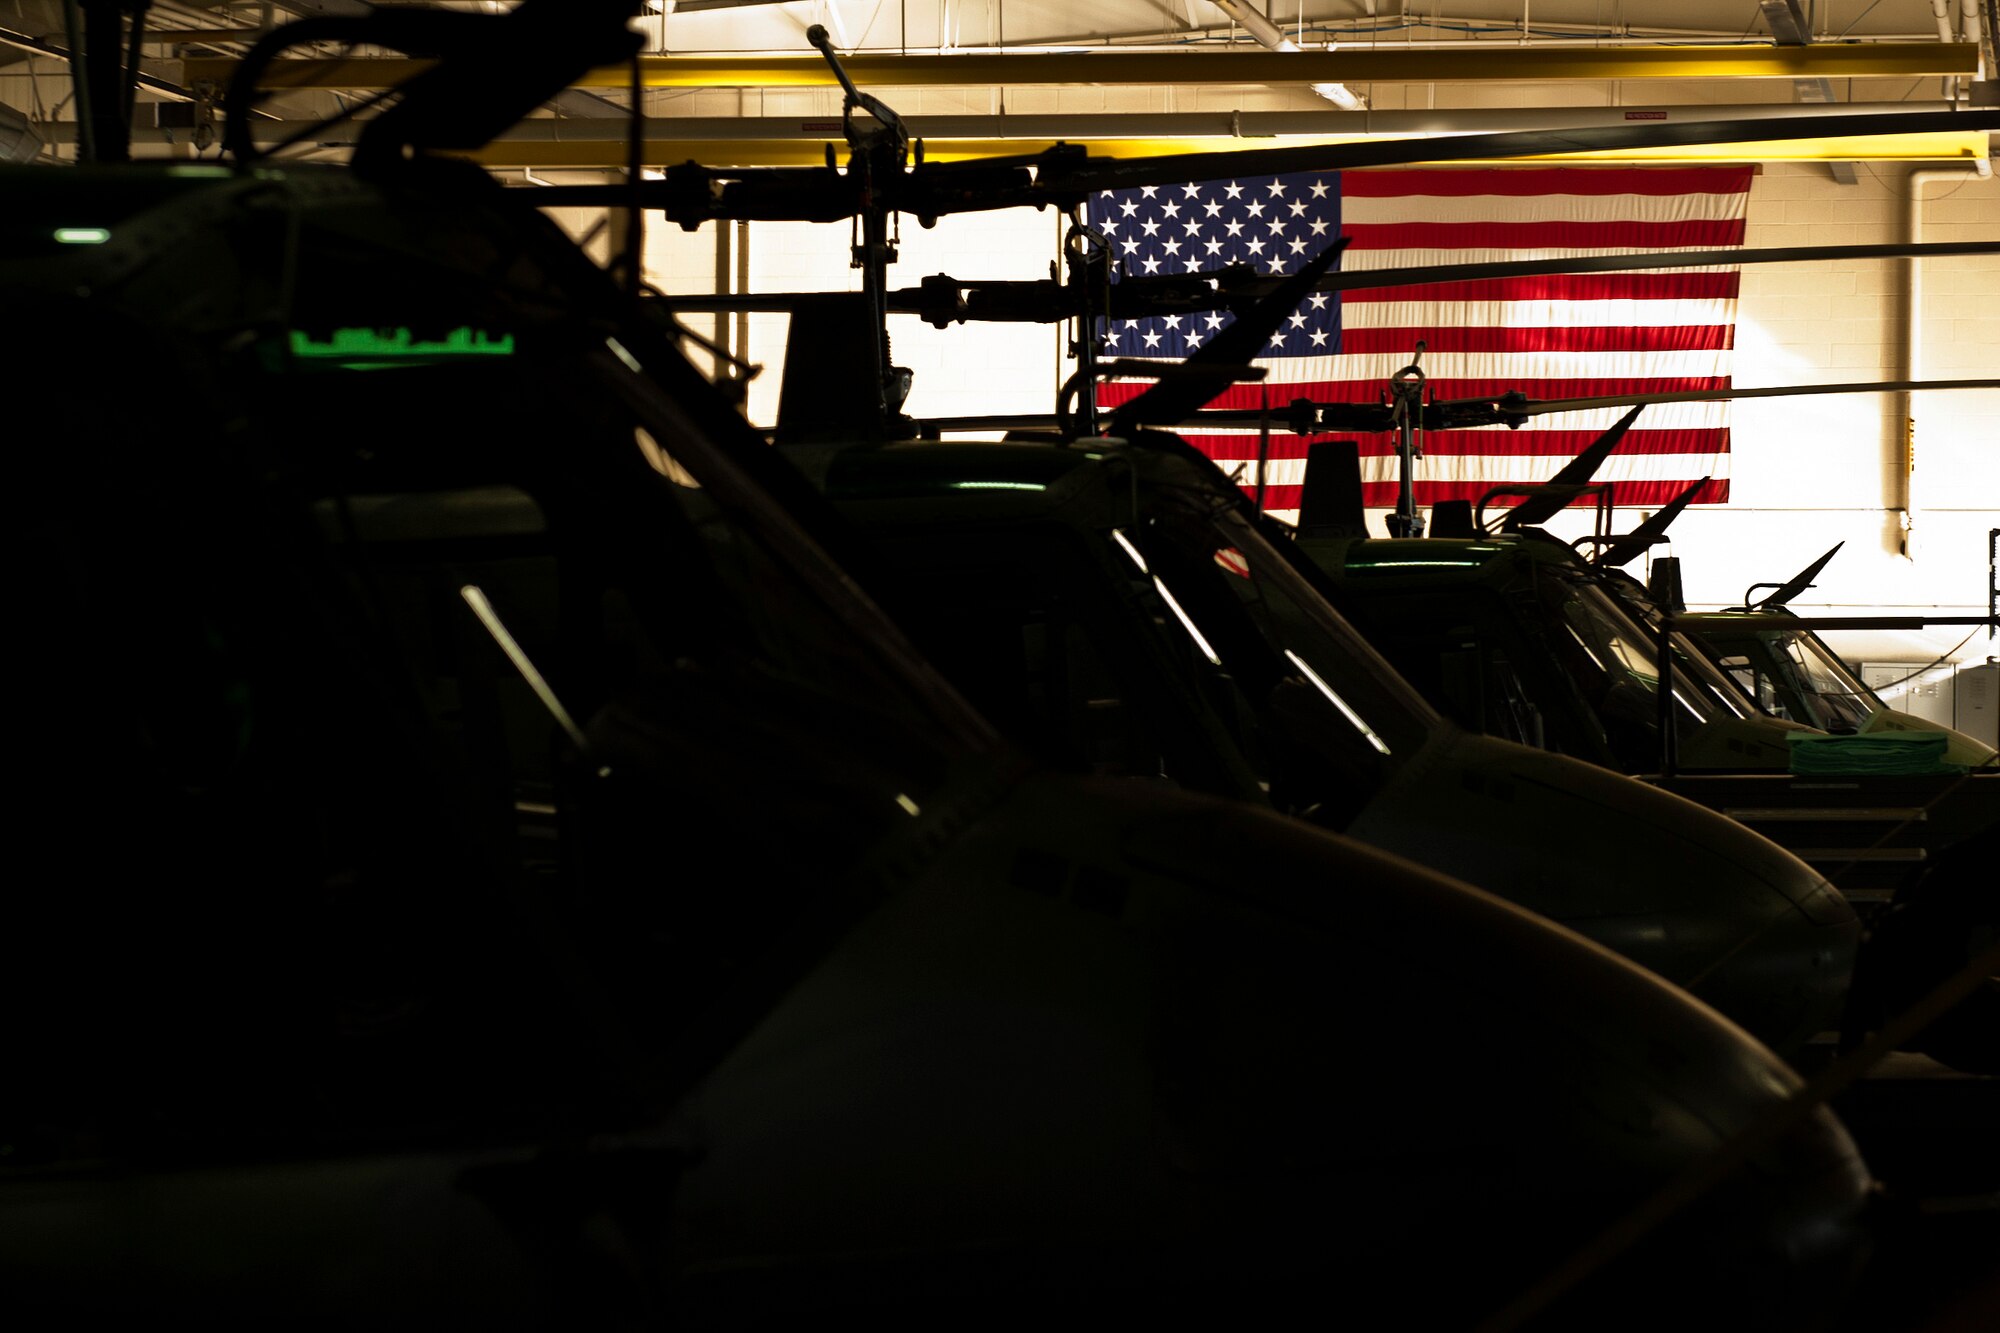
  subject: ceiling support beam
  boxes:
[186,41,1983,92]
[55,117,1986,168]
[112,103,1967,143]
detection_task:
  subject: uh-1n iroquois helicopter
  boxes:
[11,1,2000,1323]
[630,31,1999,1070]
[1661,539,1997,767]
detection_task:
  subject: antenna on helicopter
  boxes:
[1746,541,1844,610]
[1594,476,1709,571]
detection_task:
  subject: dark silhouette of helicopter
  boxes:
[1271,423,1997,1073]
[16,2,1991,1323]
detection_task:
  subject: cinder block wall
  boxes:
[1628,164,1999,666]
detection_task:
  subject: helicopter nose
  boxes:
[1344,729,1862,1060]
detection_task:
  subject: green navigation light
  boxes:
[288,326,517,368]
[53,227,112,245]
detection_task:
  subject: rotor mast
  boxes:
[806,24,912,435]
[1385,343,1428,538]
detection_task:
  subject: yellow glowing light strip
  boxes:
[186,43,1979,91]
[468,131,1988,170]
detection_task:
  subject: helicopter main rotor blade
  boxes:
[655,240,2000,324]
[1192,376,2000,435]
[1594,478,1710,568]
[1108,239,1345,435]
[1026,109,2000,202]
[1430,377,2000,425]
[1320,239,2000,294]
[528,109,2000,222]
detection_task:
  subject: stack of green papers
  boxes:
[1786,730,1963,776]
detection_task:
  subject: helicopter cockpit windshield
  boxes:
[828,440,1440,823]
[1135,495,1437,749]
[1534,563,1758,764]
[1715,626,1879,733]
[1115,477,1441,814]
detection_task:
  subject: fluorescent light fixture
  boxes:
[946,480,1046,491]
[1311,82,1367,111]
[53,227,111,244]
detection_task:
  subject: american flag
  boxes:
[1090,165,1753,521]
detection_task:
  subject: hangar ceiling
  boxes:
[2,2,1995,170]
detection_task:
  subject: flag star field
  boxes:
[1089,166,1753,519]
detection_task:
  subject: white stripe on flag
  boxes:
[1347,246,1742,270]
[1341,300,1737,330]
[1341,191,1752,227]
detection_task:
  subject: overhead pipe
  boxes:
[1205,0,1365,110]
[654,12,1957,51]
[1898,165,1992,559]
[1932,0,1957,44]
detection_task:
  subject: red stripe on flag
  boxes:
[1338,324,1733,354]
[1341,219,1748,250]
[1102,376,1731,411]
[1249,479,1733,509]
[1339,167,1756,198]
[1338,272,1742,303]
[1178,427,1732,461]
